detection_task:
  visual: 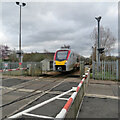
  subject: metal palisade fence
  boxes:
[92,60,119,80]
[0,62,44,76]
[0,62,35,70]
[0,61,54,76]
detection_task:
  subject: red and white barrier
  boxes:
[55,68,90,119]
[0,68,28,72]
[9,88,73,119]
[9,68,90,119]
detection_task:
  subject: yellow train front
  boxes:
[53,48,78,72]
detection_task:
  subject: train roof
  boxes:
[56,48,71,51]
[55,48,80,57]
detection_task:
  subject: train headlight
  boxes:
[65,61,67,64]
[54,61,56,64]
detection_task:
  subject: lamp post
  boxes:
[95,16,101,64]
[16,2,26,64]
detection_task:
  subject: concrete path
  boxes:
[77,79,119,119]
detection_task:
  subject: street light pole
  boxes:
[16,2,26,63]
[95,16,101,64]
[19,4,22,63]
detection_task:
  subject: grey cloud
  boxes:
[1,2,118,57]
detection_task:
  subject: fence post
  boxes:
[118,59,120,81]
[112,61,113,80]
[110,62,112,80]
[116,60,119,80]
[104,61,105,80]
[102,61,103,80]
[41,62,42,75]
[92,61,94,79]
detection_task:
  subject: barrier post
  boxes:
[80,61,85,79]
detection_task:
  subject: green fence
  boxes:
[0,62,43,76]
[92,60,118,80]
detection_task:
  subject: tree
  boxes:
[9,48,18,62]
[44,49,50,53]
[91,26,116,55]
[0,45,11,61]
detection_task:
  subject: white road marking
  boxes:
[85,93,119,100]
[1,86,41,93]
[23,113,54,119]
[1,86,69,95]
[17,88,36,93]
[0,86,14,90]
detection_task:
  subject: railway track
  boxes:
[1,71,76,108]
[1,70,80,119]
[2,70,77,95]
[2,72,65,95]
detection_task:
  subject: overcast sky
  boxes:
[0,2,118,57]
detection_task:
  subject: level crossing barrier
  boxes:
[1,67,28,76]
[8,68,90,119]
[0,62,49,76]
[0,67,28,72]
[8,89,74,119]
[55,68,90,119]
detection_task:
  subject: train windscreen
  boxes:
[56,51,68,60]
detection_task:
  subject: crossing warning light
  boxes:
[19,62,22,65]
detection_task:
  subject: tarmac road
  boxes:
[1,71,81,119]
[1,72,118,119]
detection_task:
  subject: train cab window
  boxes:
[56,51,68,60]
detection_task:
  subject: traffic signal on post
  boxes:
[98,48,105,54]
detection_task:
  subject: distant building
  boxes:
[40,59,53,71]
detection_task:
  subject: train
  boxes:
[53,47,80,72]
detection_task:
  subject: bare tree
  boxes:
[44,49,50,53]
[91,26,116,55]
[0,45,11,60]
[9,48,18,62]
